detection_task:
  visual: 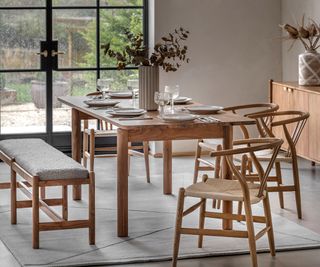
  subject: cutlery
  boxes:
[118,117,153,121]
[93,107,117,110]
[198,116,220,123]
[208,116,221,122]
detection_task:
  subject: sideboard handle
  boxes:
[283,87,288,91]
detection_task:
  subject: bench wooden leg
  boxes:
[62,185,68,220]
[32,177,40,249]
[89,172,95,245]
[11,168,17,225]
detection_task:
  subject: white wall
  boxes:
[149,0,282,155]
[281,0,320,81]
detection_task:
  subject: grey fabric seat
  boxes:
[0,139,88,180]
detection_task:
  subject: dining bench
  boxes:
[0,138,95,249]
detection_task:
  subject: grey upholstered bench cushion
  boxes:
[0,139,88,180]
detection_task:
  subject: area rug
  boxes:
[0,168,320,267]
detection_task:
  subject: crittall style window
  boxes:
[0,0,147,150]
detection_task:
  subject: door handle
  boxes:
[36,50,48,58]
[51,50,65,57]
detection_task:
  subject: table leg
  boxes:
[117,129,129,237]
[222,125,233,230]
[163,140,172,195]
[71,108,82,200]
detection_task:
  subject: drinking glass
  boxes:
[154,91,170,116]
[127,79,139,108]
[97,78,112,99]
[164,85,180,113]
[127,79,139,98]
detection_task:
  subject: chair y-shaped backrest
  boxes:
[249,111,310,158]
[85,92,112,130]
[209,138,283,200]
[223,103,279,139]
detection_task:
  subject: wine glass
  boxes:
[127,79,139,98]
[154,91,171,116]
[97,79,112,99]
[164,85,180,113]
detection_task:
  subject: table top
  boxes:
[58,96,255,130]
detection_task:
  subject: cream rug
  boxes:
[0,164,319,267]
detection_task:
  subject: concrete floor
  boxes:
[0,155,320,267]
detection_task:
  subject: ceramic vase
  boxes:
[299,50,320,86]
[139,66,159,111]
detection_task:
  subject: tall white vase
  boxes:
[139,66,159,111]
[299,50,320,86]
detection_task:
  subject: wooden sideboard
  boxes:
[270,80,320,163]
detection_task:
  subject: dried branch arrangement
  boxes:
[101,27,190,72]
[280,16,320,51]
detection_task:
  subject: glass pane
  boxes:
[53,0,96,6]
[100,69,138,91]
[53,71,96,132]
[53,10,96,68]
[100,0,143,6]
[0,72,46,134]
[0,0,45,7]
[0,10,46,70]
[100,9,143,67]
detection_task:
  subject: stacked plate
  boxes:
[159,113,198,122]
[84,99,120,107]
[173,96,192,104]
[108,92,133,99]
[106,108,146,117]
[186,105,223,115]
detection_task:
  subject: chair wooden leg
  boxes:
[213,145,222,209]
[244,200,258,267]
[248,159,253,175]
[172,188,185,267]
[237,201,243,217]
[128,142,131,176]
[214,144,222,178]
[292,157,302,219]
[11,168,17,225]
[89,172,95,245]
[143,141,151,183]
[89,129,95,172]
[32,177,40,249]
[83,131,88,168]
[193,140,202,184]
[40,187,46,199]
[263,193,275,256]
[62,185,68,220]
[237,154,247,219]
[275,162,284,209]
[198,199,206,248]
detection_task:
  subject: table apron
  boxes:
[126,125,225,142]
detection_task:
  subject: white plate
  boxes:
[173,96,193,104]
[109,92,133,98]
[106,108,146,117]
[159,113,198,122]
[84,99,120,107]
[186,105,223,114]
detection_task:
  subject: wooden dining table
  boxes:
[58,96,255,237]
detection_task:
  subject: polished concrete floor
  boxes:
[0,155,320,267]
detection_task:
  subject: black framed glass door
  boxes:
[0,0,147,152]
